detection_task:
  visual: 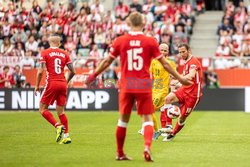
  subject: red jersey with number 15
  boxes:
[182,56,203,98]
[110,32,162,93]
[40,47,72,82]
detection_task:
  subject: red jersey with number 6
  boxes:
[40,47,72,82]
[110,32,163,93]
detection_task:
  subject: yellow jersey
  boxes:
[150,57,177,95]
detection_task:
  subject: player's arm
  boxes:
[185,67,196,81]
[34,62,45,95]
[158,57,192,85]
[66,63,75,84]
[85,55,114,85]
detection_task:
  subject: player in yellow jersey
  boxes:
[150,43,176,140]
[138,43,177,140]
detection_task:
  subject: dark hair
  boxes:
[3,65,9,70]
[178,43,190,50]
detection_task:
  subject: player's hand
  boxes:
[85,72,97,85]
[34,86,40,96]
[179,75,193,86]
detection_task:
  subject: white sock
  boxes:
[64,133,69,138]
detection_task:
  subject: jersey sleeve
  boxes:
[151,38,162,59]
[109,38,120,59]
[40,50,46,63]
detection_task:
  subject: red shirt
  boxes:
[110,32,162,93]
[40,47,72,82]
[182,56,203,98]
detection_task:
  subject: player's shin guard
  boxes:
[143,121,154,150]
[173,119,185,135]
[151,113,158,131]
[116,120,127,157]
[42,109,58,127]
[59,113,68,133]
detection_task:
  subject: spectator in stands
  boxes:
[38,35,49,52]
[240,34,250,57]
[12,65,26,88]
[215,43,230,57]
[32,0,42,15]
[25,35,38,56]
[173,25,187,43]
[204,67,219,88]
[10,29,27,44]
[218,18,234,36]
[152,0,167,21]
[115,0,129,20]
[79,26,91,49]
[12,42,25,57]
[64,36,77,59]
[20,50,35,69]
[57,27,67,47]
[80,2,91,15]
[0,37,14,56]
[229,39,241,57]
[130,0,142,13]
[91,0,104,14]
[94,27,106,49]
[47,17,59,34]
[0,65,13,88]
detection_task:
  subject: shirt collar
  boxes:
[128,31,144,36]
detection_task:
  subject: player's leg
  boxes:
[56,105,71,144]
[160,92,179,134]
[137,93,154,162]
[39,102,59,127]
[55,85,70,144]
[116,93,134,160]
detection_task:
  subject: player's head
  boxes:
[127,11,145,30]
[48,34,61,47]
[178,43,191,60]
[159,43,169,57]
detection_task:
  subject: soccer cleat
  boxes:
[144,149,153,162]
[116,154,132,161]
[162,133,175,142]
[153,131,161,140]
[60,137,72,144]
[159,125,173,134]
[56,125,65,142]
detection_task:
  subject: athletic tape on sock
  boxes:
[142,121,154,128]
[178,119,185,126]
[117,119,128,128]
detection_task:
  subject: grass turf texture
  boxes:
[0,111,250,167]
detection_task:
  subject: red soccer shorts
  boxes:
[174,88,201,118]
[119,92,154,115]
[40,81,67,106]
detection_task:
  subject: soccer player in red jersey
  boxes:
[85,12,191,162]
[161,43,203,142]
[34,34,75,144]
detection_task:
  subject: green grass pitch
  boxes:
[0,111,250,167]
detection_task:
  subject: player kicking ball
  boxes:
[160,44,203,142]
[138,43,177,140]
[85,12,192,162]
[34,34,75,144]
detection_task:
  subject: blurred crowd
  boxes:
[215,0,250,69]
[0,0,203,88]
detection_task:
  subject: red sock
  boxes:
[160,112,166,128]
[42,110,58,127]
[173,121,185,135]
[143,122,154,150]
[116,126,127,156]
[59,113,68,133]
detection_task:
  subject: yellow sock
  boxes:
[152,113,159,131]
